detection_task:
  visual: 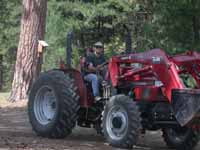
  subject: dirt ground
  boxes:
[0,101,199,150]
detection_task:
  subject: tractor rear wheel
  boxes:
[28,70,80,138]
[102,95,141,148]
[162,127,200,150]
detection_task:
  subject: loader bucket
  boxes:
[172,89,200,126]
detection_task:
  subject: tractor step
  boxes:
[172,89,200,126]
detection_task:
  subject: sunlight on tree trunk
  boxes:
[9,0,47,102]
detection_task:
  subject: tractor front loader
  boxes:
[102,49,200,150]
[28,32,200,150]
[108,49,200,127]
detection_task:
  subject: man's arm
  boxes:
[86,55,97,72]
[96,56,106,70]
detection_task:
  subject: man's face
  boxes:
[94,46,103,56]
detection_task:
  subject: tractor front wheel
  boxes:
[102,95,141,148]
[28,70,80,138]
[162,127,200,150]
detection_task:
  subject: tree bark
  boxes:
[9,0,47,102]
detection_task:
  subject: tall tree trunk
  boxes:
[9,0,47,102]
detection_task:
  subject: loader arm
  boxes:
[109,49,184,102]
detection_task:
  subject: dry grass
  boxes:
[0,92,27,108]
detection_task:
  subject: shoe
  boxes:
[94,96,101,102]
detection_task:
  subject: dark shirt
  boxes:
[81,54,105,76]
[87,54,106,67]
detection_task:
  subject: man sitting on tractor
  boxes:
[84,42,106,102]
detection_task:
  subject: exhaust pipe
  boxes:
[66,31,74,68]
[124,25,133,54]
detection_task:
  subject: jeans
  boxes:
[84,73,99,97]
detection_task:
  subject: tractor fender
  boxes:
[63,68,93,108]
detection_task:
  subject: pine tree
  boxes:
[9,0,47,102]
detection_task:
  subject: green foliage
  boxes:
[180,74,197,88]
[138,0,200,52]
[1,0,200,90]
[44,0,136,68]
[0,0,21,91]
[104,36,125,58]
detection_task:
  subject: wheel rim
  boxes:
[34,86,57,125]
[106,105,128,140]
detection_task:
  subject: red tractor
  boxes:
[28,34,200,150]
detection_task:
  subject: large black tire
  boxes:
[102,95,141,148]
[162,127,200,150]
[28,70,80,138]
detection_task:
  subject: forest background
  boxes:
[0,0,199,91]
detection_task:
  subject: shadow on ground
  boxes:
[0,102,199,150]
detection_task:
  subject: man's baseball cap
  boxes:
[94,42,103,48]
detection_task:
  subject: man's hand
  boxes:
[88,63,106,72]
[97,64,103,70]
[88,63,97,72]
